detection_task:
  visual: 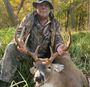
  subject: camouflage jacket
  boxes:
[16,11,64,57]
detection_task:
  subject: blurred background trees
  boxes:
[0,0,89,30]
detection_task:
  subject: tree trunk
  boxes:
[65,9,70,31]
[3,0,18,26]
[88,0,90,30]
[70,8,75,30]
[17,0,25,15]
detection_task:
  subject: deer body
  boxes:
[33,55,88,87]
[49,55,88,87]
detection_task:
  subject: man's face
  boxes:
[36,2,50,17]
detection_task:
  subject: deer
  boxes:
[15,28,89,87]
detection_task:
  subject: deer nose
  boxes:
[35,73,44,82]
[35,77,41,82]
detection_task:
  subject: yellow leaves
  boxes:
[10,0,20,5]
[15,0,20,4]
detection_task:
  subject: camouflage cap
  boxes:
[32,0,53,9]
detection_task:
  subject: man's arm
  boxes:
[54,22,64,50]
[16,14,30,38]
[15,14,31,54]
[54,22,65,55]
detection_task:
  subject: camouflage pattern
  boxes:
[0,11,64,83]
[16,11,64,57]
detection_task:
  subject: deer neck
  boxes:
[40,83,54,87]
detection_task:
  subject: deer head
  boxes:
[30,54,64,87]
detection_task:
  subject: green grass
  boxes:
[0,28,90,86]
[70,31,90,74]
[0,27,15,57]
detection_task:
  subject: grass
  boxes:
[0,28,90,86]
[0,27,15,58]
[70,31,90,74]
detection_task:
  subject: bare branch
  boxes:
[17,0,25,15]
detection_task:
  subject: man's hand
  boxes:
[15,39,27,54]
[17,46,27,54]
[57,44,66,56]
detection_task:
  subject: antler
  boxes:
[15,27,39,61]
[26,46,40,61]
[62,30,71,51]
[15,27,71,63]
[49,30,71,62]
[15,27,25,48]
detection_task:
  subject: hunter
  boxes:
[0,0,65,86]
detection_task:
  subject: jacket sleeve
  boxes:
[54,21,64,51]
[16,13,31,38]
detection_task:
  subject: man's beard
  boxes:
[37,10,50,17]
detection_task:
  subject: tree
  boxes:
[17,0,25,15]
[3,0,18,26]
[88,0,90,30]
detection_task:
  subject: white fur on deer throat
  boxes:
[40,83,54,87]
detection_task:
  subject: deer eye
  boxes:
[48,66,51,69]
[34,66,37,69]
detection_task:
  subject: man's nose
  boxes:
[41,5,47,9]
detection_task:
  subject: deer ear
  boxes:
[33,62,35,66]
[30,67,35,74]
[53,64,64,73]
